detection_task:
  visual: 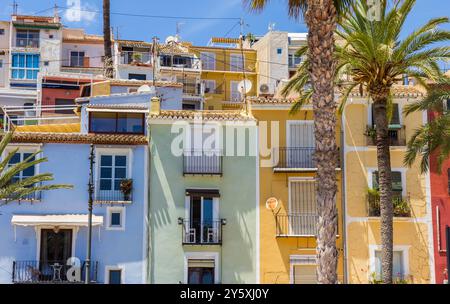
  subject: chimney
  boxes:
[150,97,161,115]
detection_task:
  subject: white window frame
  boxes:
[4,145,41,180]
[230,80,241,102]
[105,265,124,284]
[203,80,216,94]
[69,50,85,67]
[201,52,216,70]
[369,245,410,281]
[106,206,126,231]
[368,102,403,126]
[184,252,219,284]
[11,53,40,80]
[289,255,317,284]
[229,53,244,72]
[367,167,407,197]
[94,148,133,198]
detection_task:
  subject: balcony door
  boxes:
[287,121,315,168]
[289,179,317,236]
[98,155,128,201]
[39,229,72,280]
[190,196,216,243]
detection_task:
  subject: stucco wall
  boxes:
[148,122,258,283]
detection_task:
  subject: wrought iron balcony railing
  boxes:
[12,260,98,284]
[183,150,223,175]
[276,213,319,237]
[179,219,224,245]
[273,147,315,170]
[366,125,407,146]
[94,179,133,204]
[366,193,411,217]
[120,51,152,65]
[6,189,42,202]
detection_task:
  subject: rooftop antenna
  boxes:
[268,22,276,32]
[53,4,59,20]
[11,0,18,15]
[176,22,185,40]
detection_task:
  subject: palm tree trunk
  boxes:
[372,93,394,284]
[305,0,339,284]
[103,0,113,78]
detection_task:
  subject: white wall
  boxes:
[62,43,104,68]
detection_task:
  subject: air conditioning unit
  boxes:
[260,84,270,94]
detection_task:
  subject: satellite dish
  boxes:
[238,79,252,94]
[165,36,177,44]
[137,85,156,94]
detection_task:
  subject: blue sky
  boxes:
[0,0,449,45]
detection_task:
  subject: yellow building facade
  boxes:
[250,97,345,284]
[190,38,257,110]
[342,86,435,284]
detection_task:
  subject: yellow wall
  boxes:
[191,46,258,110]
[344,99,432,284]
[253,107,344,284]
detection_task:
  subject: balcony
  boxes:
[179,219,224,245]
[7,190,42,202]
[94,179,133,204]
[120,51,151,65]
[12,260,98,284]
[183,150,223,176]
[273,147,315,171]
[182,82,202,95]
[15,38,39,48]
[367,191,411,217]
[276,213,318,237]
[366,125,407,146]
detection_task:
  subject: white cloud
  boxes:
[64,0,97,24]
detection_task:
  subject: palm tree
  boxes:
[245,0,352,284]
[404,77,450,173]
[103,0,113,78]
[283,0,450,283]
[0,132,73,206]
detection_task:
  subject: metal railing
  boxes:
[94,179,133,203]
[160,56,202,70]
[12,260,98,284]
[120,51,152,65]
[366,125,407,146]
[273,147,315,169]
[182,82,202,95]
[16,38,39,48]
[183,150,223,175]
[366,194,411,217]
[180,219,224,245]
[276,213,318,237]
[6,188,42,202]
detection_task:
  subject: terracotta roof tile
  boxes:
[345,85,424,98]
[86,103,148,110]
[149,110,254,121]
[247,97,298,104]
[9,132,147,145]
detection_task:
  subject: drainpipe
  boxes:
[145,122,152,284]
[340,113,348,284]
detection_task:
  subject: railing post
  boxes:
[12,261,16,283]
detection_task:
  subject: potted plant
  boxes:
[367,188,381,216]
[120,179,133,201]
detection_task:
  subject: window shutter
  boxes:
[391,171,403,191]
[188,259,215,268]
[390,104,400,125]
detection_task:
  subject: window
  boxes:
[374,250,404,280]
[371,103,401,126]
[188,260,215,284]
[89,112,144,134]
[0,29,4,35]
[200,52,215,70]
[128,73,146,80]
[182,103,196,110]
[55,99,75,114]
[372,171,403,198]
[0,59,2,68]
[107,268,122,284]
[288,54,302,68]
[99,154,128,193]
[229,53,244,72]
[444,99,450,113]
[230,81,241,102]
[277,48,282,55]
[70,51,85,67]
[106,207,125,230]
[43,61,49,66]
[160,55,193,68]
[203,80,216,94]
[11,53,40,80]
[8,152,36,183]
[16,30,39,48]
